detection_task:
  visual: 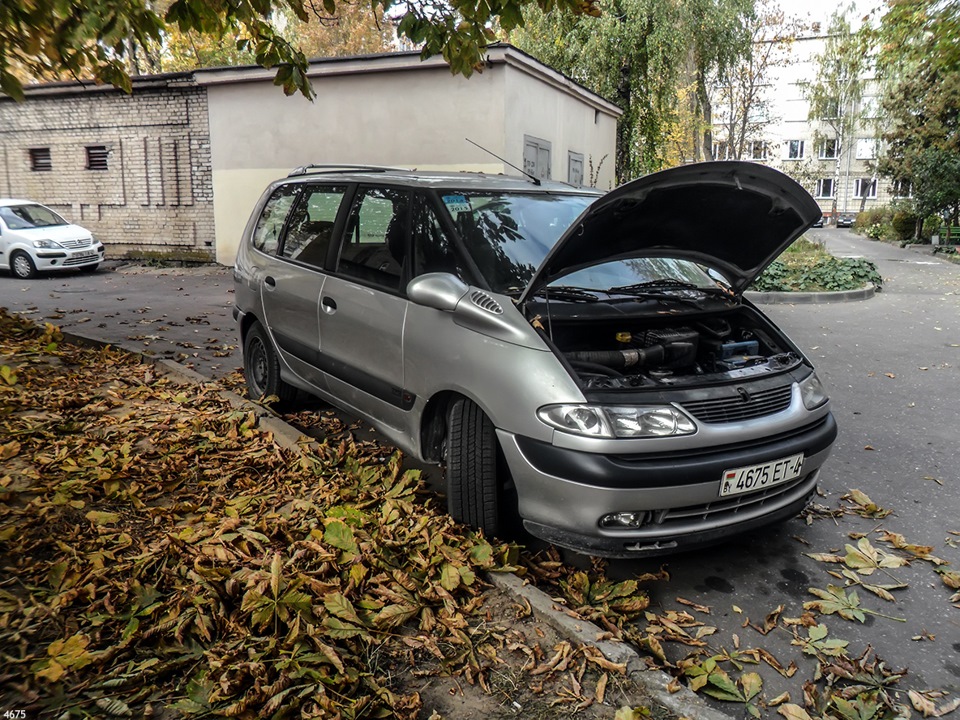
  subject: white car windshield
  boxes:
[0,204,68,230]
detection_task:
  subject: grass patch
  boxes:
[750,238,882,293]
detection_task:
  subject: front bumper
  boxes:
[34,245,104,271]
[499,413,836,557]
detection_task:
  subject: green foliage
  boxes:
[875,0,960,223]
[0,0,599,101]
[750,241,881,293]
[509,0,754,180]
[891,210,918,242]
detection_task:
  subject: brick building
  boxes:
[0,75,216,260]
[0,45,620,265]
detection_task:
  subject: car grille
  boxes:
[680,383,793,423]
[59,238,92,249]
[63,255,98,266]
[654,474,811,526]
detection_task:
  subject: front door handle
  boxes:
[321,296,337,314]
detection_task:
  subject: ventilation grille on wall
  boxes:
[86,145,109,171]
[29,148,52,172]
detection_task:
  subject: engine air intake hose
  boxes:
[564,341,695,371]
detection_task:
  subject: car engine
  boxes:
[552,314,802,389]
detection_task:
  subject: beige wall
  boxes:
[504,69,618,191]
[206,68,513,263]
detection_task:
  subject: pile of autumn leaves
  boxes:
[0,309,527,718]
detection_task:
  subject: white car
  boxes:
[0,199,104,278]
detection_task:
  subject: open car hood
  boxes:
[518,161,822,302]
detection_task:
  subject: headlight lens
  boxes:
[538,405,613,437]
[538,404,696,438]
[32,239,62,249]
[799,372,828,409]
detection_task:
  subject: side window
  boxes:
[413,196,465,278]
[336,187,409,291]
[280,185,347,268]
[252,185,300,254]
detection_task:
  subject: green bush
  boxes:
[923,215,943,241]
[891,211,919,242]
[750,256,882,293]
[856,206,893,231]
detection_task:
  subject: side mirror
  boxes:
[407,272,469,312]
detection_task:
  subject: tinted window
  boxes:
[252,185,300,254]
[337,187,409,291]
[438,192,593,294]
[413,196,464,278]
[281,185,347,268]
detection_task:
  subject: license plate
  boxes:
[719,453,804,497]
[73,250,98,260]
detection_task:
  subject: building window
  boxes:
[567,151,584,187]
[787,140,805,159]
[815,178,835,198]
[892,179,913,198]
[86,145,109,171]
[855,139,876,160]
[749,141,768,160]
[523,136,552,181]
[712,141,730,160]
[820,99,840,120]
[854,178,877,199]
[29,148,52,172]
[818,138,840,159]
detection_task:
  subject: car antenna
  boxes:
[466,138,541,186]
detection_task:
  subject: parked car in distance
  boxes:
[836,214,856,228]
[811,216,825,228]
[234,161,837,557]
[0,199,104,279]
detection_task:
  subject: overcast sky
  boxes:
[776,0,882,29]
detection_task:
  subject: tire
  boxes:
[446,397,513,538]
[10,251,37,279]
[243,321,298,404]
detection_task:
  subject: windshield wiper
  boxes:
[530,285,600,302]
[609,279,731,297]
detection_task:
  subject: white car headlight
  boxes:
[799,372,829,409]
[538,404,696,438]
[32,239,63,249]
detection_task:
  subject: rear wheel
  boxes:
[445,397,515,538]
[11,251,37,279]
[243,321,298,404]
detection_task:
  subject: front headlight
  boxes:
[538,404,697,438]
[799,372,829,409]
[32,239,63,249]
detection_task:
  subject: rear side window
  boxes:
[280,185,347,268]
[252,185,300,254]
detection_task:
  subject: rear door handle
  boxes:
[321,296,337,314]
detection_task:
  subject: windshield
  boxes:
[439,192,595,293]
[558,258,724,292]
[0,204,68,230]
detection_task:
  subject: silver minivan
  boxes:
[234,161,836,557]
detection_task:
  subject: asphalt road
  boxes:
[2,233,958,711]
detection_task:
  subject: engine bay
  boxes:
[548,312,802,389]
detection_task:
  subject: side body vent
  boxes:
[469,290,503,315]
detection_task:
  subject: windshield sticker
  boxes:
[442,195,472,214]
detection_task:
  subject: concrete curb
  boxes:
[745,283,876,305]
[489,573,731,720]
[58,328,735,720]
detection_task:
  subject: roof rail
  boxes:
[287,164,411,177]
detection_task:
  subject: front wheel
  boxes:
[243,321,298,405]
[445,398,515,538]
[10,251,37,279]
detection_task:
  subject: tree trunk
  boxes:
[698,69,713,161]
